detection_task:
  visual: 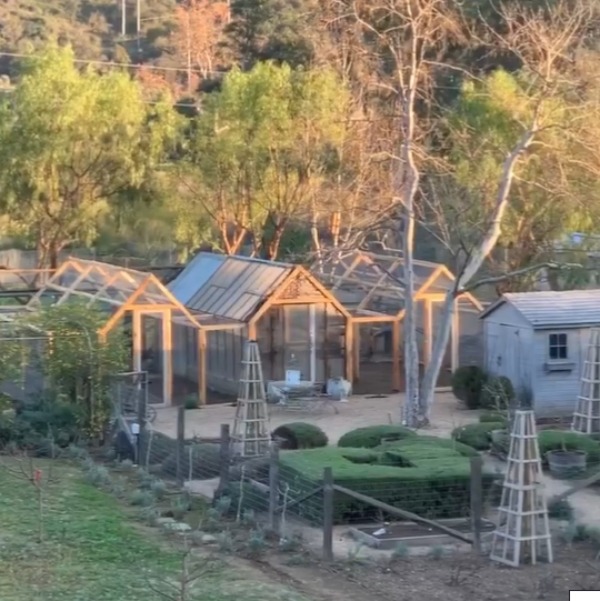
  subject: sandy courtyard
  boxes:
[151,391,478,442]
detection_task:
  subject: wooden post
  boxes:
[248,322,257,341]
[268,443,280,532]
[132,310,143,373]
[392,319,401,391]
[198,329,207,406]
[353,323,360,381]
[470,455,483,553]
[323,467,334,562]
[176,406,185,487]
[162,310,173,405]
[423,299,433,367]
[451,299,460,372]
[345,320,354,383]
[217,423,231,497]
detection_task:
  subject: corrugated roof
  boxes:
[168,253,293,321]
[480,290,600,329]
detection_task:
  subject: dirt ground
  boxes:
[152,391,476,442]
[251,541,600,601]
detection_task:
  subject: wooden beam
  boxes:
[132,310,143,373]
[345,318,354,383]
[392,319,401,391]
[27,260,74,307]
[248,322,257,341]
[349,314,396,324]
[353,323,360,381]
[98,278,153,337]
[423,298,433,366]
[198,329,207,406]
[162,308,173,406]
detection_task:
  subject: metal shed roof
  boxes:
[168,253,293,321]
[480,289,600,329]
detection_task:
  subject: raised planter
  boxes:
[546,450,588,479]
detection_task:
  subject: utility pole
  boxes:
[121,0,127,36]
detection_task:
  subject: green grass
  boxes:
[0,458,310,601]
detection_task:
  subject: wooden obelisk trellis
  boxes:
[490,410,553,567]
[231,340,270,458]
[572,327,600,434]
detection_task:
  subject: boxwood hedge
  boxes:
[337,425,416,449]
[451,422,506,451]
[272,422,328,450]
[538,430,600,464]
[279,436,497,524]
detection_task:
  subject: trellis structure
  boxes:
[20,258,245,405]
[312,249,483,390]
[572,327,600,434]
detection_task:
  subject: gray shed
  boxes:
[480,290,600,416]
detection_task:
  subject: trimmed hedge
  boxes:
[451,422,506,451]
[479,411,508,425]
[279,436,498,524]
[337,425,416,449]
[272,422,328,450]
[538,430,600,465]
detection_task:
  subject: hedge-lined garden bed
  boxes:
[278,436,498,524]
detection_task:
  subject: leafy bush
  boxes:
[337,425,416,449]
[184,395,199,410]
[129,489,156,507]
[451,366,488,409]
[398,435,480,458]
[451,422,505,451]
[84,465,112,488]
[279,437,499,524]
[272,422,328,450]
[160,443,221,480]
[538,430,600,464]
[479,411,508,425]
[480,376,515,410]
[548,498,573,521]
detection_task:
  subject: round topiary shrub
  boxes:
[337,425,416,449]
[480,376,515,410]
[451,422,505,451]
[160,443,221,480]
[451,366,488,409]
[272,422,328,450]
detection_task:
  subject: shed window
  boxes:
[548,333,568,360]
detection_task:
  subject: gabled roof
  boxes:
[480,289,600,329]
[168,252,293,321]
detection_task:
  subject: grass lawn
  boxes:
[0,458,310,601]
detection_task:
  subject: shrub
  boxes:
[272,422,328,450]
[160,443,221,480]
[480,376,515,410]
[451,366,488,409]
[451,422,505,451]
[538,430,600,465]
[337,425,416,449]
[397,435,480,458]
[84,465,112,488]
[184,395,199,410]
[479,411,508,425]
[548,498,573,521]
[129,489,156,507]
[279,437,499,524]
[150,478,168,500]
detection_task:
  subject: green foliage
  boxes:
[391,542,410,559]
[279,437,498,524]
[24,303,128,438]
[451,366,488,409]
[84,464,112,488]
[129,489,156,507]
[538,430,600,464]
[160,443,221,480]
[548,498,573,521]
[0,44,180,266]
[428,545,445,560]
[272,422,328,450]
[183,395,199,410]
[337,425,416,449]
[150,478,168,500]
[451,422,505,451]
[479,411,508,424]
[480,376,515,410]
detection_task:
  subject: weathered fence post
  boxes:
[470,455,483,553]
[136,390,147,466]
[268,443,280,532]
[216,423,231,497]
[323,467,334,562]
[175,406,185,487]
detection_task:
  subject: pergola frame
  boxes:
[23,258,246,406]
[314,250,483,390]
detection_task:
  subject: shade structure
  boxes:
[572,327,600,434]
[230,340,271,458]
[490,410,553,567]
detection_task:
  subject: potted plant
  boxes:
[546,434,588,479]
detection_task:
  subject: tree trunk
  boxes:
[418,127,537,419]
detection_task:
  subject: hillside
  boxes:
[0,0,178,74]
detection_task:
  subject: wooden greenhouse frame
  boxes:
[313,250,483,390]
